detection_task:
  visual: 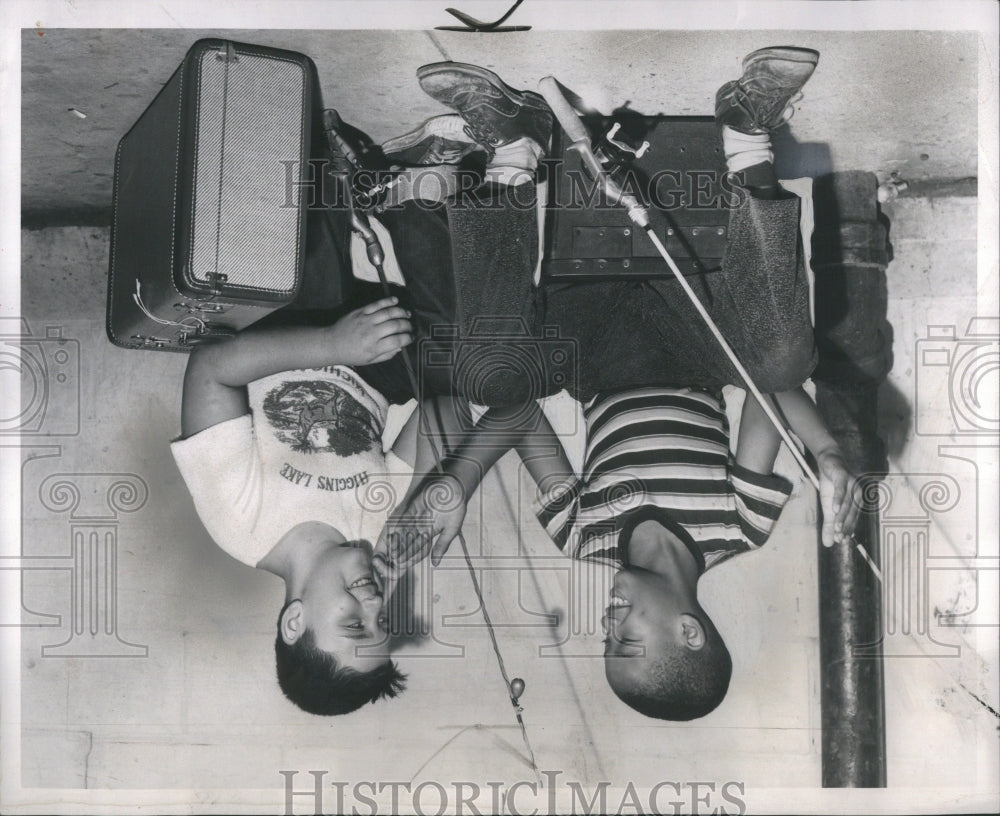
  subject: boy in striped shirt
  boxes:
[533,383,839,721]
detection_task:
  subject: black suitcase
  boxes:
[541,115,736,282]
[107,39,317,351]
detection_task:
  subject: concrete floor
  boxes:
[4,19,999,816]
[7,192,998,812]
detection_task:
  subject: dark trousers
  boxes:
[356,185,545,406]
[542,192,817,401]
[356,185,815,406]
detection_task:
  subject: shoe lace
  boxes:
[462,122,497,158]
[731,81,805,130]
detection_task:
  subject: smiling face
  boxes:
[602,517,706,668]
[602,567,707,688]
[598,515,735,720]
[281,540,390,674]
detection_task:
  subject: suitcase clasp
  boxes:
[178,325,237,347]
[130,334,171,349]
[215,41,239,63]
[174,300,225,314]
[206,272,228,295]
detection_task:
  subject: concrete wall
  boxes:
[20,28,978,221]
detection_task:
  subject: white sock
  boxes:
[722,126,774,173]
[485,137,543,185]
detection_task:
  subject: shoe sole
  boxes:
[381,115,473,153]
[742,46,819,71]
[416,61,550,116]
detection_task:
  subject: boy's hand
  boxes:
[816,448,862,548]
[328,297,412,366]
[374,474,468,577]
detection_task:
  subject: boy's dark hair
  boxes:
[609,620,732,721]
[274,605,406,716]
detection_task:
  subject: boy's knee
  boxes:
[749,337,817,393]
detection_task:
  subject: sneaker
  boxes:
[416,62,552,152]
[715,46,819,134]
[381,114,483,166]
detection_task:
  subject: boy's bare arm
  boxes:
[433,403,573,525]
[390,395,474,511]
[734,392,783,475]
[772,386,861,547]
[377,402,573,572]
[735,386,861,547]
[180,296,411,438]
[512,409,576,500]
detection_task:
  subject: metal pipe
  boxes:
[811,171,889,787]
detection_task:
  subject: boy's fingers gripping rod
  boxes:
[537,77,880,580]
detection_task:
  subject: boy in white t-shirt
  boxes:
[173,297,416,715]
[173,301,550,717]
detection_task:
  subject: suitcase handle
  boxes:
[132,280,234,347]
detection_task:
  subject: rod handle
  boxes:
[538,76,591,145]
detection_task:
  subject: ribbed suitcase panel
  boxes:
[190,47,306,293]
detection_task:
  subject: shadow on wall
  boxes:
[772,127,835,181]
[770,134,914,463]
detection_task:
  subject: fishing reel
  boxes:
[592,121,650,176]
[321,108,401,213]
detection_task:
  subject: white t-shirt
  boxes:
[172,365,411,567]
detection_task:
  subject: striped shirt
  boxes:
[536,386,792,572]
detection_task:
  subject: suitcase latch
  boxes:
[178,325,237,347]
[206,272,228,295]
[130,334,171,349]
[174,300,225,314]
[215,41,239,63]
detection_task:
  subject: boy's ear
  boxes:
[680,613,706,650]
[279,600,306,645]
